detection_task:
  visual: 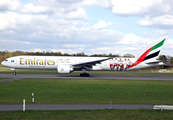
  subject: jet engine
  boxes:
[57,64,73,74]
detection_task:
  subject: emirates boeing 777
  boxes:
[1,38,166,76]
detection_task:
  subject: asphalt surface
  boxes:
[1,74,173,82]
[0,104,154,111]
[0,74,171,111]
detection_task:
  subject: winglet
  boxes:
[130,38,166,68]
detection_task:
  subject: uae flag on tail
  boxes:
[130,38,166,68]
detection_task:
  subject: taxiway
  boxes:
[0,74,173,82]
[0,104,154,111]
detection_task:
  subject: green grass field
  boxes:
[1,78,173,105]
[1,109,173,120]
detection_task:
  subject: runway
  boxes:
[0,74,173,82]
[0,104,154,111]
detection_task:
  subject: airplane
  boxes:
[1,38,166,77]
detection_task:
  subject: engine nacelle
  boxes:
[57,64,73,74]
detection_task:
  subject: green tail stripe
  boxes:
[151,38,165,51]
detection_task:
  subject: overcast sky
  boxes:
[1,0,173,57]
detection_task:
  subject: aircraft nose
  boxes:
[1,61,4,65]
[1,61,4,66]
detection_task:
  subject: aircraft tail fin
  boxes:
[130,38,166,68]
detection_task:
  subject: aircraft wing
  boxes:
[72,57,110,68]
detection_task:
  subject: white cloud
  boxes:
[63,44,85,48]
[0,0,22,11]
[91,20,113,29]
[0,12,32,30]
[111,0,171,16]
[112,0,153,16]
[165,38,173,49]
[59,8,89,20]
[20,0,89,20]
[126,47,138,50]
[96,47,110,50]
[1,39,33,45]
[138,15,173,28]
[158,30,169,35]
[144,30,168,37]
[21,2,50,14]
[119,33,142,45]
[34,49,44,52]
[0,11,89,40]
[80,0,111,8]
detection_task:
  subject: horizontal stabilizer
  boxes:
[146,60,171,64]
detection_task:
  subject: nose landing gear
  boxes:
[13,71,17,76]
[11,68,16,76]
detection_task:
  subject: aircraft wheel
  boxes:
[80,73,83,77]
[86,73,90,77]
[79,73,90,77]
[13,72,16,76]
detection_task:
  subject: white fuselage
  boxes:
[1,56,120,70]
[1,55,164,72]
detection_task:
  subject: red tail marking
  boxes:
[130,46,153,68]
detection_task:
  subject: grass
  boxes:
[1,79,173,105]
[1,109,173,120]
[0,78,5,81]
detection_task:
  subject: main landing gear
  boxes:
[80,73,90,77]
[80,68,90,77]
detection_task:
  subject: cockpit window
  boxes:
[5,60,8,62]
